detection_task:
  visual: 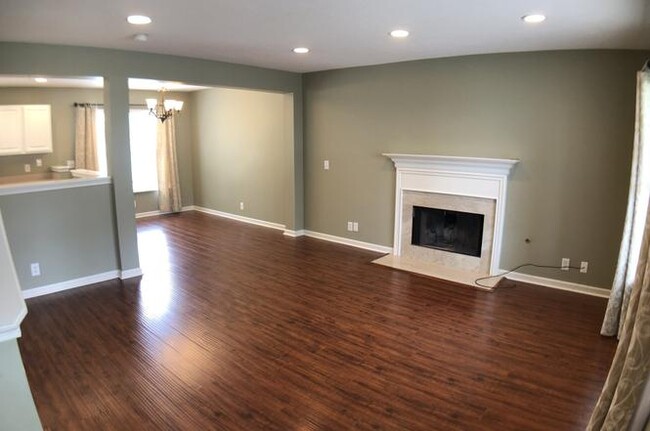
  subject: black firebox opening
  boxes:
[411,206,484,257]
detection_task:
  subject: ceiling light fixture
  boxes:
[127,15,152,25]
[522,14,546,24]
[33,77,48,83]
[390,29,409,38]
[293,47,309,54]
[146,89,183,123]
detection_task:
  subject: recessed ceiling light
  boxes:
[522,14,546,24]
[293,47,309,54]
[133,33,149,42]
[127,15,152,25]
[34,77,47,83]
[390,29,410,38]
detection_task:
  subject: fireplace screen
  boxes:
[411,206,484,257]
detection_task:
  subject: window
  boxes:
[95,108,158,193]
[128,109,158,193]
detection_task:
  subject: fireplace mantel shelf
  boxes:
[383,154,519,176]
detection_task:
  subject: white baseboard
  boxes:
[120,268,143,279]
[303,230,393,254]
[135,210,164,219]
[192,206,286,231]
[22,267,144,299]
[22,270,121,299]
[135,206,194,219]
[502,270,610,298]
[0,306,27,342]
[283,229,305,237]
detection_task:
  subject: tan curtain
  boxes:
[588,206,650,430]
[74,105,99,171]
[602,69,650,337]
[156,116,182,213]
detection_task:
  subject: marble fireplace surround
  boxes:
[374,154,519,288]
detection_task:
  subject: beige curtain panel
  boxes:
[588,208,650,430]
[74,105,99,171]
[156,116,182,213]
[602,70,650,337]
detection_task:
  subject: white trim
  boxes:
[192,206,286,231]
[283,229,305,237]
[120,268,143,279]
[303,230,393,254]
[0,326,22,342]
[0,210,28,341]
[135,206,195,219]
[384,153,518,277]
[0,306,26,342]
[0,176,112,196]
[382,154,519,176]
[22,270,120,299]
[502,270,610,298]
[135,210,164,219]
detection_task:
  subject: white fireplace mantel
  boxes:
[382,154,519,176]
[380,153,519,285]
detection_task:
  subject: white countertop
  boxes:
[0,176,112,196]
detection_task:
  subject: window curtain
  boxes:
[74,104,99,171]
[156,116,182,213]
[602,68,650,338]
[588,201,650,430]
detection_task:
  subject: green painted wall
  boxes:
[191,87,290,225]
[0,184,119,290]
[0,340,42,430]
[304,50,650,288]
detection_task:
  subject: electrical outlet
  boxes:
[35,158,42,167]
[24,164,31,173]
[580,261,589,274]
[239,202,244,210]
[66,160,75,168]
[352,222,359,232]
[561,258,570,271]
[347,221,353,231]
[30,263,41,277]
[323,160,330,170]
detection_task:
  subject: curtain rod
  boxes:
[73,103,148,108]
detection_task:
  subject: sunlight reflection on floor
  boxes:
[137,227,173,319]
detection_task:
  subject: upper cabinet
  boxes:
[0,105,53,156]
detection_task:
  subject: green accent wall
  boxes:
[0,340,42,430]
[191,87,291,225]
[0,184,119,290]
[304,50,650,288]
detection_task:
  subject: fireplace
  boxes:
[374,154,518,288]
[411,206,484,257]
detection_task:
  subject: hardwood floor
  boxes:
[19,211,616,430]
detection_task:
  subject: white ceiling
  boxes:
[0,0,648,73]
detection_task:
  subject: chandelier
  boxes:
[145,89,183,123]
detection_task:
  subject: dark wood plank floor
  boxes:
[19,211,616,430]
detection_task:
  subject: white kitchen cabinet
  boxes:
[0,106,24,155]
[0,105,53,156]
